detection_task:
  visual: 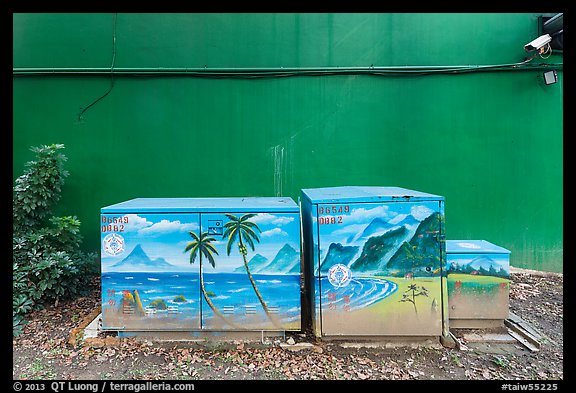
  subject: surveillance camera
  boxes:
[524,34,552,52]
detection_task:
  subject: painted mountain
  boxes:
[109,244,175,272]
[349,226,410,273]
[259,243,300,274]
[347,214,420,245]
[235,244,300,274]
[384,212,442,275]
[318,243,359,274]
[233,254,269,273]
[347,218,393,244]
[468,256,503,271]
[449,256,508,278]
[392,214,420,228]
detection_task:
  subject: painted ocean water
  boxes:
[102,272,301,325]
[320,276,398,312]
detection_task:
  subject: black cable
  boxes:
[78,13,117,121]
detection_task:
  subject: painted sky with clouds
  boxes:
[317,201,439,247]
[101,212,300,273]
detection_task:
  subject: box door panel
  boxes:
[447,252,510,320]
[316,201,444,336]
[101,213,201,331]
[200,212,301,330]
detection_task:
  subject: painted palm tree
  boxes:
[184,230,239,328]
[223,213,281,328]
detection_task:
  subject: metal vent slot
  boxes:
[167,306,179,314]
[144,306,157,315]
[245,305,257,315]
[122,305,134,315]
[223,306,235,315]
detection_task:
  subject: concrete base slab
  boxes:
[83,313,102,339]
[463,341,523,355]
[68,308,102,346]
[449,319,505,329]
[335,337,443,350]
[461,332,517,344]
[79,310,295,344]
[116,330,288,343]
[279,342,323,353]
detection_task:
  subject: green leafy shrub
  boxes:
[13,144,69,231]
[13,144,97,336]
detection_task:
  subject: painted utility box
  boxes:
[100,197,301,333]
[446,240,510,328]
[301,186,448,338]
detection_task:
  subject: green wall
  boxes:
[13,13,563,272]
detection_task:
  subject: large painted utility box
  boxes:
[100,197,301,333]
[301,186,449,338]
[446,240,511,328]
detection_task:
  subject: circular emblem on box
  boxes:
[327,263,352,288]
[103,233,125,256]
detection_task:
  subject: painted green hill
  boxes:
[384,212,442,275]
[349,226,410,272]
[319,243,359,274]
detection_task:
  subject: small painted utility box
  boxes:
[446,240,511,328]
[301,186,449,338]
[100,197,301,335]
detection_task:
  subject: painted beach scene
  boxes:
[101,212,301,331]
[314,201,444,336]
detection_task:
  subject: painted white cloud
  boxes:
[251,213,276,224]
[251,213,294,226]
[330,224,369,236]
[272,216,295,225]
[120,214,153,232]
[351,205,394,222]
[388,213,408,225]
[411,205,434,221]
[138,219,199,235]
[261,228,288,238]
[449,258,471,266]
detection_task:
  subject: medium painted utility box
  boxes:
[100,197,301,334]
[301,186,449,338]
[446,240,511,328]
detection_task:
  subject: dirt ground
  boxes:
[12,270,563,381]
